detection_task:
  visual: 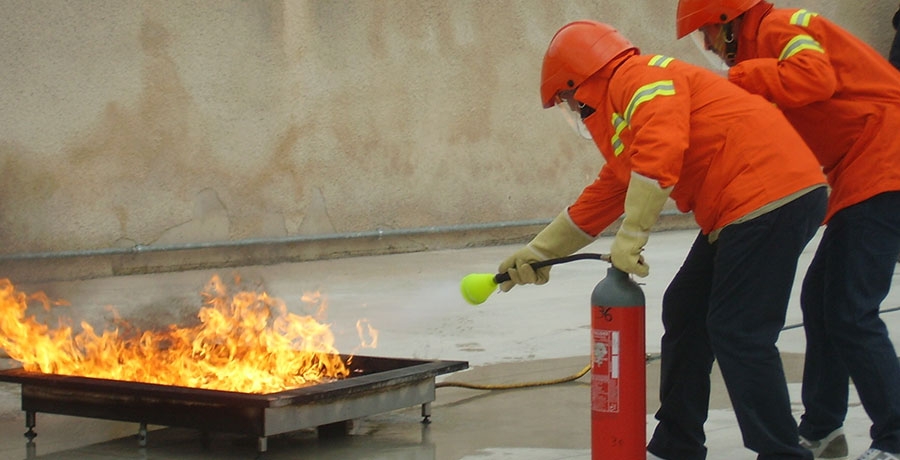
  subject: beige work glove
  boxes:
[610,173,672,278]
[498,210,595,292]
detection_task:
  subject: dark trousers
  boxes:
[890,28,900,71]
[798,191,900,453]
[647,188,826,460]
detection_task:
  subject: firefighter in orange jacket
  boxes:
[676,1,900,459]
[499,20,826,460]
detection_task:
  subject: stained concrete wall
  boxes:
[0,0,895,282]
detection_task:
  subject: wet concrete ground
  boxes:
[0,228,897,459]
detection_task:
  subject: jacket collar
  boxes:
[735,0,774,62]
[573,50,638,109]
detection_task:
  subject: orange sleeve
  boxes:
[567,164,627,237]
[728,15,837,108]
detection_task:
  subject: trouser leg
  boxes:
[800,191,900,452]
[798,237,850,439]
[710,189,825,459]
[648,231,716,460]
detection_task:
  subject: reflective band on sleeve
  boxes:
[624,80,675,124]
[790,9,818,27]
[779,34,824,60]
[610,114,627,156]
[648,55,675,68]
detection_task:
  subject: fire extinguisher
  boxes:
[459,253,646,458]
[590,266,645,460]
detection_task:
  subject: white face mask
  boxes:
[552,92,593,140]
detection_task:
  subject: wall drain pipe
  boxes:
[0,218,554,262]
[0,210,690,263]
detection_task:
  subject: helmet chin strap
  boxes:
[579,102,596,119]
[722,22,738,66]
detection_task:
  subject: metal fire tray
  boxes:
[0,355,468,452]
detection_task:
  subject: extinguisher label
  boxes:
[592,329,620,413]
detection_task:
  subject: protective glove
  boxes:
[610,173,672,277]
[498,210,595,292]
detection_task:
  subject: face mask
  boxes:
[551,90,593,140]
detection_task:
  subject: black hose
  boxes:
[493,253,611,283]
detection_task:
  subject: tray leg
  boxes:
[257,436,267,453]
[137,422,148,447]
[421,402,431,424]
[24,410,36,441]
[24,411,37,458]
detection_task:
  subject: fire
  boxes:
[0,275,362,394]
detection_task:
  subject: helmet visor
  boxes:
[690,24,735,69]
[551,91,593,140]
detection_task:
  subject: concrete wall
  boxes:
[0,0,895,282]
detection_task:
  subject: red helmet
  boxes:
[675,0,761,38]
[540,21,638,108]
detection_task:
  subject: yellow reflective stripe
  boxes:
[790,9,817,27]
[648,55,674,68]
[779,34,824,60]
[610,114,627,156]
[624,80,675,124]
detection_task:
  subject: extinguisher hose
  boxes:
[435,364,591,390]
[492,253,611,284]
[448,255,900,391]
[435,354,658,391]
[438,309,900,392]
[447,252,612,390]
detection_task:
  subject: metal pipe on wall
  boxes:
[0,218,554,262]
[0,209,690,265]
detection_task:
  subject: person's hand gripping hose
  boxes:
[497,211,595,291]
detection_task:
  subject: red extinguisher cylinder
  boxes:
[590,266,646,460]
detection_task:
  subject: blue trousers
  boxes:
[648,188,826,460]
[798,191,900,453]
[890,27,900,71]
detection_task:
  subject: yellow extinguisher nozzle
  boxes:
[460,273,499,305]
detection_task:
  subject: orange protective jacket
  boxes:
[729,2,900,222]
[567,54,825,236]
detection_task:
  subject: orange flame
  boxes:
[356,319,379,349]
[0,275,354,394]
